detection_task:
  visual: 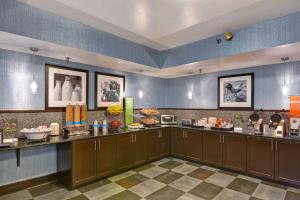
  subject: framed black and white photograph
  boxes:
[218,73,254,110]
[95,72,125,108]
[45,64,88,109]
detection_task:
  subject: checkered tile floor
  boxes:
[1,157,300,200]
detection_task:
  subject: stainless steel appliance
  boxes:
[161,115,177,125]
[289,117,300,137]
[181,119,194,127]
[269,113,286,137]
[248,112,263,133]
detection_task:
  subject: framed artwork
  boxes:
[218,73,254,110]
[45,64,88,109]
[95,72,125,108]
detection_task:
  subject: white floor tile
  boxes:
[172,164,198,175]
[170,176,202,192]
[129,179,165,198]
[108,170,136,182]
[0,190,31,200]
[214,188,250,200]
[205,172,235,187]
[84,183,125,200]
[139,166,168,178]
[252,184,286,200]
[35,188,80,200]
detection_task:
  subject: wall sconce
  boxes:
[138,90,144,99]
[30,74,38,94]
[29,47,39,95]
[282,80,288,96]
[188,91,193,100]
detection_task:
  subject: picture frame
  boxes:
[95,72,125,109]
[45,64,88,110]
[218,73,254,110]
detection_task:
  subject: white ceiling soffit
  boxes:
[1,31,300,79]
[18,0,300,50]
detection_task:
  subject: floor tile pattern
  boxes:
[1,157,299,200]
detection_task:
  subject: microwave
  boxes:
[161,115,177,125]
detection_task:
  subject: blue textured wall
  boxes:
[0,0,161,68]
[164,61,300,110]
[160,12,300,67]
[0,145,57,186]
[0,49,165,110]
[1,0,300,69]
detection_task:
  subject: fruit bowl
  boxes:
[20,126,51,141]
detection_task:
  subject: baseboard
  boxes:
[0,173,57,195]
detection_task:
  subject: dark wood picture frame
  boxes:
[45,64,89,110]
[218,73,254,110]
[95,72,125,110]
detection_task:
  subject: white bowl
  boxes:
[24,131,50,141]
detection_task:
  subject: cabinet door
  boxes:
[135,131,148,165]
[222,134,246,172]
[247,136,274,179]
[171,128,186,157]
[72,139,97,186]
[148,130,160,160]
[203,131,222,167]
[117,133,135,170]
[275,140,300,186]
[157,128,170,157]
[97,136,117,178]
[185,129,203,162]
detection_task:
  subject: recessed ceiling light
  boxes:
[187,72,194,75]
[138,69,145,73]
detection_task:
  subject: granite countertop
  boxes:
[0,125,299,151]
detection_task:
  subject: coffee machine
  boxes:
[289,117,300,137]
[269,113,286,137]
[248,112,263,134]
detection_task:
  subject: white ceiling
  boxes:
[1,31,300,79]
[19,0,300,50]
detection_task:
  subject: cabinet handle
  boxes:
[182,130,185,138]
[185,132,188,138]
[98,140,101,150]
[94,140,97,151]
[223,135,225,143]
[135,134,137,143]
[131,134,134,143]
[219,134,222,143]
[271,140,274,151]
[275,141,278,152]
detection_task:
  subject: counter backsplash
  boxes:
[0,109,289,139]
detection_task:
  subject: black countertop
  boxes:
[0,125,299,151]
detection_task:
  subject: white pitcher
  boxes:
[62,76,73,101]
[53,80,62,101]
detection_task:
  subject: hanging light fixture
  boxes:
[281,57,289,96]
[29,47,39,94]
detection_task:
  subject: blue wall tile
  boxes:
[0,145,57,186]
[164,61,300,110]
[0,49,165,110]
[160,12,300,67]
[0,0,161,68]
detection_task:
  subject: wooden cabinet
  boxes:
[97,136,117,178]
[222,134,246,172]
[171,128,186,157]
[247,136,274,179]
[158,128,170,157]
[117,133,136,170]
[148,128,170,160]
[72,139,97,186]
[203,131,222,167]
[135,131,148,165]
[275,140,300,186]
[185,129,203,162]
